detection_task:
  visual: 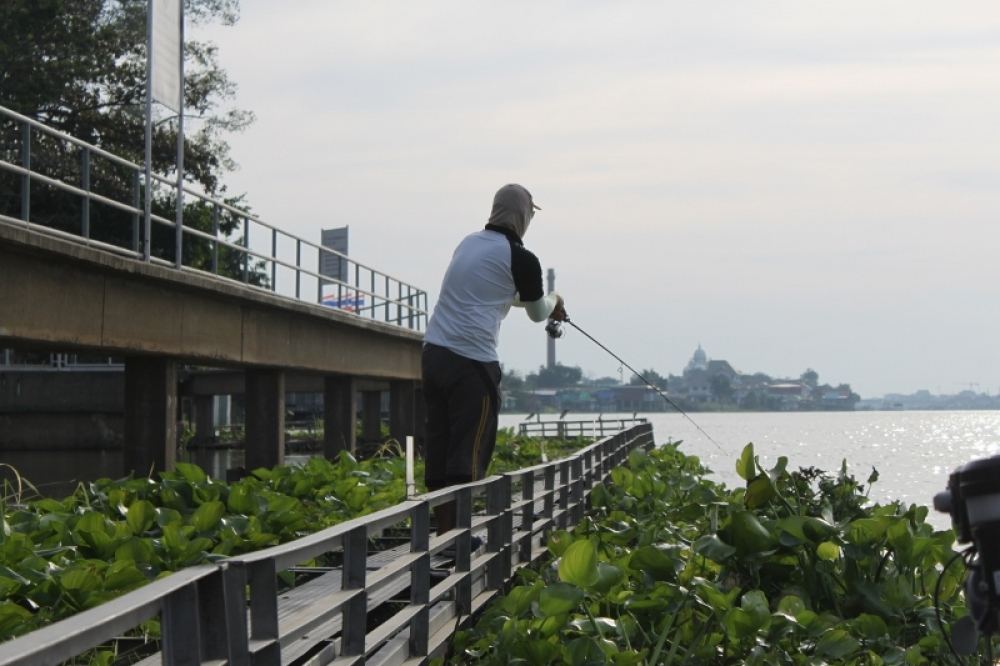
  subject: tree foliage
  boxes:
[0,0,256,271]
[0,0,250,189]
[530,364,584,388]
[628,368,666,389]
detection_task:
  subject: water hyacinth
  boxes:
[446,444,967,665]
[0,429,586,644]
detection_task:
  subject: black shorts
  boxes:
[422,343,501,491]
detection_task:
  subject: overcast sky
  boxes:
[194,1,1000,398]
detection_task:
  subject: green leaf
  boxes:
[34,498,66,513]
[741,590,770,628]
[628,545,678,581]
[126,500,156,535]
[499,583,539,617]
[589,562,624,595]
[853,613,889,639]
[723,607,758,640]
[847,518,889,545]
[569,616,618,636]
[174,462,207,484]
[227,484,255,514]
[60,565,101,592]
[546,530,574,558]
[817,541,841,561]
[566,636,605,665]
[815,628,860,659]
[523,639,560,664]
[104,560,147,591]
[192,501,225,532]
[744,474,775,509]
[802,517,837,542]
[155,507,183,528]
[115,538,156,564]
[559,540,600,588]
[0,601,32,639]
[0,576,20,600]
[776,595,806,618]
[729,511,776,554]
[693,534,737,562]
[736,443,755,480]
[539,582,583,616]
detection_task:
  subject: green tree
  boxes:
[629,368,667,389]
[0,0,255,270]
[500,367,525,391]
[530,364,583,388]
[709,374,734,403]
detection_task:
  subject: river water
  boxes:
[501,410,1000,531]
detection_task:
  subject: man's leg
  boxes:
[422,346,454,535]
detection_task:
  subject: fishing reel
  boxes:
[545,319,564,339]
[934,454,1000,656]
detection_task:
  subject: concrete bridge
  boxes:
[0,104,428,481]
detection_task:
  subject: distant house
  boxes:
[671,345,739,403]
[766,382,811,409]
[816,384,858,411]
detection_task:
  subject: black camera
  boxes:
[935,455,1000,647]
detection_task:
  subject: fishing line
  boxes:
[560,318,728,453]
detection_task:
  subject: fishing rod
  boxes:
[546,317,727,453]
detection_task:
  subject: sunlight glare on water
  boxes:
[500,410,1000,531]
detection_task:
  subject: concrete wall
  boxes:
[0,371,123,450]
[0,222,423,379]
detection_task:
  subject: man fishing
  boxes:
[423,183,567,536]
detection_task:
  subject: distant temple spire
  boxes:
[686,344,708,372]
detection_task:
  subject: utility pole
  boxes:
[546,268,556,369]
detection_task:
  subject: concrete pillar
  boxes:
[361,390,382,443]
[245,369,284,470]
[124,356,177,476]
[324,375,356,457]
[389,380,416,444]
[195,395,214,444]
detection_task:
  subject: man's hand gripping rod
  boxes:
[547,317,727,453]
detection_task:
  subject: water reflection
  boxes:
[501,410,1000,531]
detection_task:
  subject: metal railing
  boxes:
[0,423,655,665]
[0,350,121,371]
[519,416,649,439]
[0,104,428,331]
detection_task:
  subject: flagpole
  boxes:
[174,0,184,268]
[143,0,154,261]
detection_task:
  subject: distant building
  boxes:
[671,345,739,404]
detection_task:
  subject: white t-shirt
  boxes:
[425,225,551,363]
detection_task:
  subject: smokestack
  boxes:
[546,268,556,369]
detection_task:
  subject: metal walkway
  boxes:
[0,424,655,665]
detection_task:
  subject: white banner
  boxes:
[151,0,182,112]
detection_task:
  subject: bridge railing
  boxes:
[0,423,655,665]
[519,416,649,439]
[0,104,428,331]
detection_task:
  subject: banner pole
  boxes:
[174,0,185,268]
[143,0,153,261]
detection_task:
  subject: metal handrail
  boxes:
[0,565,226,665]
[0,104,429,331]
[518,416,649,438]
[0,424,656,665]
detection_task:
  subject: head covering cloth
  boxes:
[488,183,540,239]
